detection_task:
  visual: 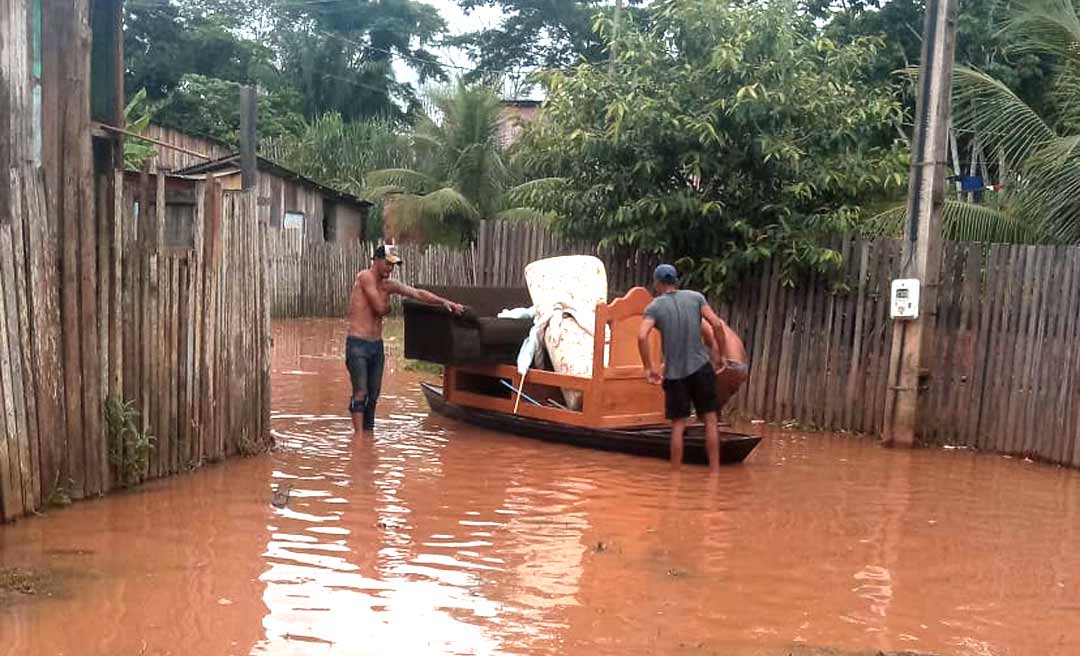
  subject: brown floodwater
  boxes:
[2,318,1080,656]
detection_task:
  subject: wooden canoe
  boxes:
[421,382,761,465]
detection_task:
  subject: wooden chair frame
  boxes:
[443,287,666,429]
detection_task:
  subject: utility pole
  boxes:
[239,85,257,191]
[609,0,624,77]
[882,0,958,447]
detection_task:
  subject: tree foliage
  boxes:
[449,0,634,82]
[123,0,450,141]
[514,0,908,294]
[365,83,549,243]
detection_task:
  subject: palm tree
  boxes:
[365,82,557,244]
[873,0,1080,244]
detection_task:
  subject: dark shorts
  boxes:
[662,364,719,420]
[345,337,385,430]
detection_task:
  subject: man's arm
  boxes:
[386,280,464,314]
[638,316,662,385]
[702,319,725,368]
[359,272,391,316]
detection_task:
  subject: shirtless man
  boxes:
[346,244,464,438]
[701,317,750,411]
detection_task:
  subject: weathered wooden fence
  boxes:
[0,171,271,523]
[266,220,1080,466]
[268,234,477,317]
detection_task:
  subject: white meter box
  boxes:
[890,279,920,320]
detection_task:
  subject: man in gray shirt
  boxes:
[638,264,729,471]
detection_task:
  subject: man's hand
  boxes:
[646,369,663,385]
[443,300,465,315]
[712,349,726,373]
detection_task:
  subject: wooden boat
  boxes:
[421,382,761,464]
[408,285,762,465]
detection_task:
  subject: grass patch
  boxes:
[105,396,154,487]
[405,359,443,376]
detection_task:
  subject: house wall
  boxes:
[497,103,540,147]
[255,170,366,244]
[145,124,231,172]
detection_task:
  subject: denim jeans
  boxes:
[345,337,385,430]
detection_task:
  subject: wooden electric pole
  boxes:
[239,85,257,191]
[882,0,958,447]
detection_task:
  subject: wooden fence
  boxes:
[0,171,271,523]
[268,233,477,318]
[266,220,1080,467]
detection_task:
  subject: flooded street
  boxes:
[2,318,1080,655]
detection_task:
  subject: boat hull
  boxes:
[421,382,760,465]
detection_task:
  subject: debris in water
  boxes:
[217,598,234,606]
[271,484,292,509]
[594,541,608,553]
[666,568,689,578]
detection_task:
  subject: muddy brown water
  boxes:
[2,318,1080,655]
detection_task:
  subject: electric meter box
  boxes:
[890,279,920,320]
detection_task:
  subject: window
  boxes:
[322,199,337,242]
[283,211,304,231]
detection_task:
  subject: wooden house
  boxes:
[176,154,372,244]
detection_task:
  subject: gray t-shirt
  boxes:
[644,290,711,380]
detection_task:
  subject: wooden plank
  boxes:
[1021,246,1051,456]
[169,257,180,471]
[1004,246,1038,454]
[0,224,26,518]
[1054,251,1080,464]
[9,171,41,508]
[955,245,983,447]
[96,172,111,489]
[0,220,34,514]
[21,169,62,505]
[845,242,870,429]
[988,246,1021,452]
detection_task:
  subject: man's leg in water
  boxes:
[363,342,386,432]
[346,340,370,438]
[669,418,687,468]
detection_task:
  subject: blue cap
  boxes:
[654,264,678,284]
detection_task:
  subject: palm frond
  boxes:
[952,66,1057,169]
[417,187,481,222]
[1002,0,1080,62]
[866,200,1049,244]
[365,168,441,195]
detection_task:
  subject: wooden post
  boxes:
[882,0,958,448]
[239,86,257,191]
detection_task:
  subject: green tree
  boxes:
[152,74,304,145]
[514,0,908,294]
[365,82,555,243]
[273,0,449,121]
[449,0,636,82]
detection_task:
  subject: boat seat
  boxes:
[404,286,533,365]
